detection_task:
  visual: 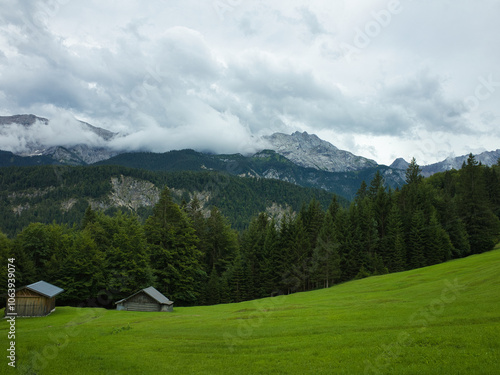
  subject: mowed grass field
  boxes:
[2,246,500,375]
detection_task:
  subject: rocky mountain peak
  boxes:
[390,158,409,170]
[262,131,377,173]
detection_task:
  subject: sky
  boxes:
[0,0,499,165]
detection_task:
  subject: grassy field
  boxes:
[2,246,500,374]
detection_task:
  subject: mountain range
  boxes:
[1,114,498,199]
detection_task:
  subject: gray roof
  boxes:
[25,281,64,298]
[115,286,173,305]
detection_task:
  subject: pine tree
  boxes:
[240,213,268,298]
[226,252,245,302]
[204,267,221,305]
[185,196,208,261]
[356,181,368,201]
[259,218,280,296]
[424,211,452,265]
[54,229,106,306]
[334,207,355,282]
[407,210,427,269]
[328,195,341,219]
[300,198,325,252]
[458,154,500,254]
[278,215,310,293]
[405,157,423,185]
[368,171,385,198]
[81,205,97,230]
[145,188,204,305]
[381,203,406,272]
[205,206,238,275]
[311,211,341,288]
[436,195,470,258]
[484,166,500,218]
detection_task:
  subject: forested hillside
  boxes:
[95,149,406,199]
[0,165,337,236]
[1,155,498,307]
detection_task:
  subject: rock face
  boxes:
[262,131,378,173]
[108,175,160,211]
[0,114,118,164]
[390,158,410,170]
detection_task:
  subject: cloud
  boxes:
[0,110,107,153]
[0,0,499,164]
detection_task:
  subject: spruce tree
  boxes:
[424,211,452,265]
[382,203,406,272]
[300,198,325,252]
[205,206,238,275]
[458,154,500,253]
[145,188,204,305]
[407,210,427,269]
[311,211,341,288]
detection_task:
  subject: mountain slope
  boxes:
[95,149,406,199]
[0,165,337,236]
[3,246,499,374]
[263,131,378,172]
[0,114,118,164]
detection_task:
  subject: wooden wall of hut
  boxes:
[14,289,55,317]
[119,292,160,312]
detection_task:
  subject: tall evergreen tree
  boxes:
[407,210,427,269]
[259,218,280,297]
[381,203,406,272]
[300,198,325,253]
[405,157,423,185]
[205,206,239,275]
[145,188,204,305]
[424,211,453,265]
[226,251,246,302]
[53,229,106,305]
[458,154,500,253]
[311,210,341,288]
[240,213,269,299]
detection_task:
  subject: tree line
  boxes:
[1,155,499,307]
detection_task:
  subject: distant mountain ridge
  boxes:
[390,150,500,176]
[0,114,118,164]
[0,114,498,197]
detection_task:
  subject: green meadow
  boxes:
[2,246,500,374]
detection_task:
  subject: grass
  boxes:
[2,247,500,374]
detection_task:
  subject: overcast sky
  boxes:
[0,0,499,165]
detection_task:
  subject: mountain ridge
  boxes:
[0,114,118,164]
[390,150,500,176]
[1,114,498,190]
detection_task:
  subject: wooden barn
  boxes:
[8,281,64,317]
[115,287,174,312]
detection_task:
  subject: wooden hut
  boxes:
[115,287,174,312]
[9,281,64,317]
